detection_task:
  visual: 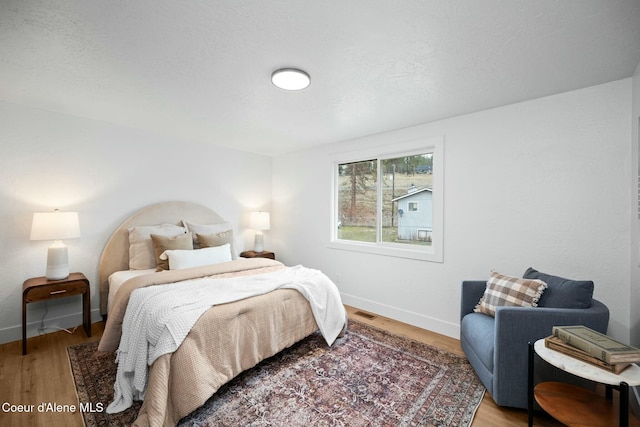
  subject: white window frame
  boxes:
[408,201,419,212]
[328,136,444,262]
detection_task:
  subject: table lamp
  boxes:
[30,210,81,280]
[250,211,270,253]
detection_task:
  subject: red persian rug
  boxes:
[68,320,485,426]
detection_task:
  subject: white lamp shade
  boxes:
[30,211,81,241]
[249,212,270,231]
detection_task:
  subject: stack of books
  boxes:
[544,325,640,374]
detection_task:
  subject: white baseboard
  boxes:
[0,309,101,346]
[4,296,460,345]
[341,293,460,339]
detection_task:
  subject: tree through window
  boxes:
[331,137,443,262]
[336,153,433,247]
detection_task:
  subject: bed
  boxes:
[97,201,347,427]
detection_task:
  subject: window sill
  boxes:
[327,240,443,262]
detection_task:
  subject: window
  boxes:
[330,137,443,262]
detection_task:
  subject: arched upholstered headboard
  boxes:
[98,201,226,316]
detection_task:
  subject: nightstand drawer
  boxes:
[25,280,87,302]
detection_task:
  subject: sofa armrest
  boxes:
[460,280,486,320]
[492,300,609,397]
[494,299,609,345]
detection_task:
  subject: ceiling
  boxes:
[2,1,640,156]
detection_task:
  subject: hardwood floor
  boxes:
[0,306,564,426]
[0,322,105,427]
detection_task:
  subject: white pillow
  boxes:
[183,220,238,258]
[128,224,186,270]
[160,244,232,270]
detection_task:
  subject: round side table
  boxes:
[528,339,640,427]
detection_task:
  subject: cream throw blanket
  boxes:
[107,265,345,413]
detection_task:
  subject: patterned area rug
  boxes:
[68,320,485,426]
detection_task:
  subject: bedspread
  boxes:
[108,264,346,414]
[98,258,347,427]
[99,258,286,352]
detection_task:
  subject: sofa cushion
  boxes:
[523,267,593,309]
[474,271,547,317]
[461,312,495,373]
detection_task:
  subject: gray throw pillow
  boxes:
[523,267,594,309]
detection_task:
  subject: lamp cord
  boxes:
[37,301,79,335]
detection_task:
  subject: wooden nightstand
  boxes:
[22,272,91,355]
[240,250,275,260]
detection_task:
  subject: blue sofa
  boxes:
[459,268,610,409]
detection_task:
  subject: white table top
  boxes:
[535,339,640,386]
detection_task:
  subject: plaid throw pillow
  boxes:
[474,271,547,317]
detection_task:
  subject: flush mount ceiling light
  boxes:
[271,68,310,91]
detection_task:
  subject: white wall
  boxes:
[273,79,633,341]
[631,61,640,348]
[1,78,634,346]
[0,101,272,344]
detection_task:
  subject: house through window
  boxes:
[331,137,443,262]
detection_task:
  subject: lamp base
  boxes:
[46,242,70,280]
[253,232,264,253]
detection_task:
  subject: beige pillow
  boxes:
[184,221,232,246]
[474,271,547,317]
[128,224,186,269]
[185,222,238,259]
[197,230,234,256]
[151,232,193,271]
